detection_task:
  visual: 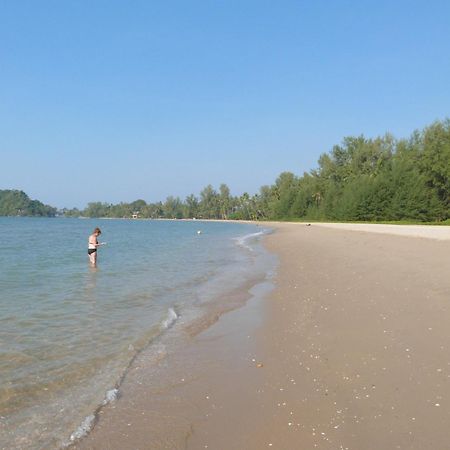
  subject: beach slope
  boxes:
[76,223,450,450]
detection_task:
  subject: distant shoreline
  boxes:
[4,215,450,236]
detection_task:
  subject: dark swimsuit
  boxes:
[88,248,97,255]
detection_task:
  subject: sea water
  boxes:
[0,217,275,449]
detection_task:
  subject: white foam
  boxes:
[66,388,118,445]
[102,388,119,405]
[69,414,95,442]
[234,230,266,251]
[162,307,178,329]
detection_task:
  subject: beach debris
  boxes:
[257,363,264,368]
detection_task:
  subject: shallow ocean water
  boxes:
[0,217,274,449]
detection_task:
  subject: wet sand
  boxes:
[75,223,450,450]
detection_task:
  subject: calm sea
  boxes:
[0,217,274,449]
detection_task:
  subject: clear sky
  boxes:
[1,0,449,208]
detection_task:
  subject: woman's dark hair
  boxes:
[93,227,101,234]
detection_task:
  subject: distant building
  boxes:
[132,211,139,219]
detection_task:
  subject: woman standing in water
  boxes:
[88,227,103,266]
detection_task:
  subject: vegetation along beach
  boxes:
[2,119,449,223]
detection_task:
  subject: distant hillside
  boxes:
[0,190,57,217]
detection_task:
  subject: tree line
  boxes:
[259,119,449,222]
[3,119,449,222]
[0,190,57,217]
[66,119,449,222]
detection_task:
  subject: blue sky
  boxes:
[1,0,449,208]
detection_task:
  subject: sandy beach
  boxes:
[75,223,450,450]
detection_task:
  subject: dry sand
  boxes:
[75,223,450,450]
[311,222,450,240]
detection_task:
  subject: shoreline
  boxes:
[74,223,450,449]
[73,272,275,450]
[68,225,275,449]
[1,220,273,450]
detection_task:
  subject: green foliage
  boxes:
[275,120,449,223]
[419,120,450,215]
[163,196,183,219]
[184,194,200,218]
[219,183,231,219]
[199,185,220,219]
[8,119,445,223]
[0,190,56,217]
[271,172,298,218]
